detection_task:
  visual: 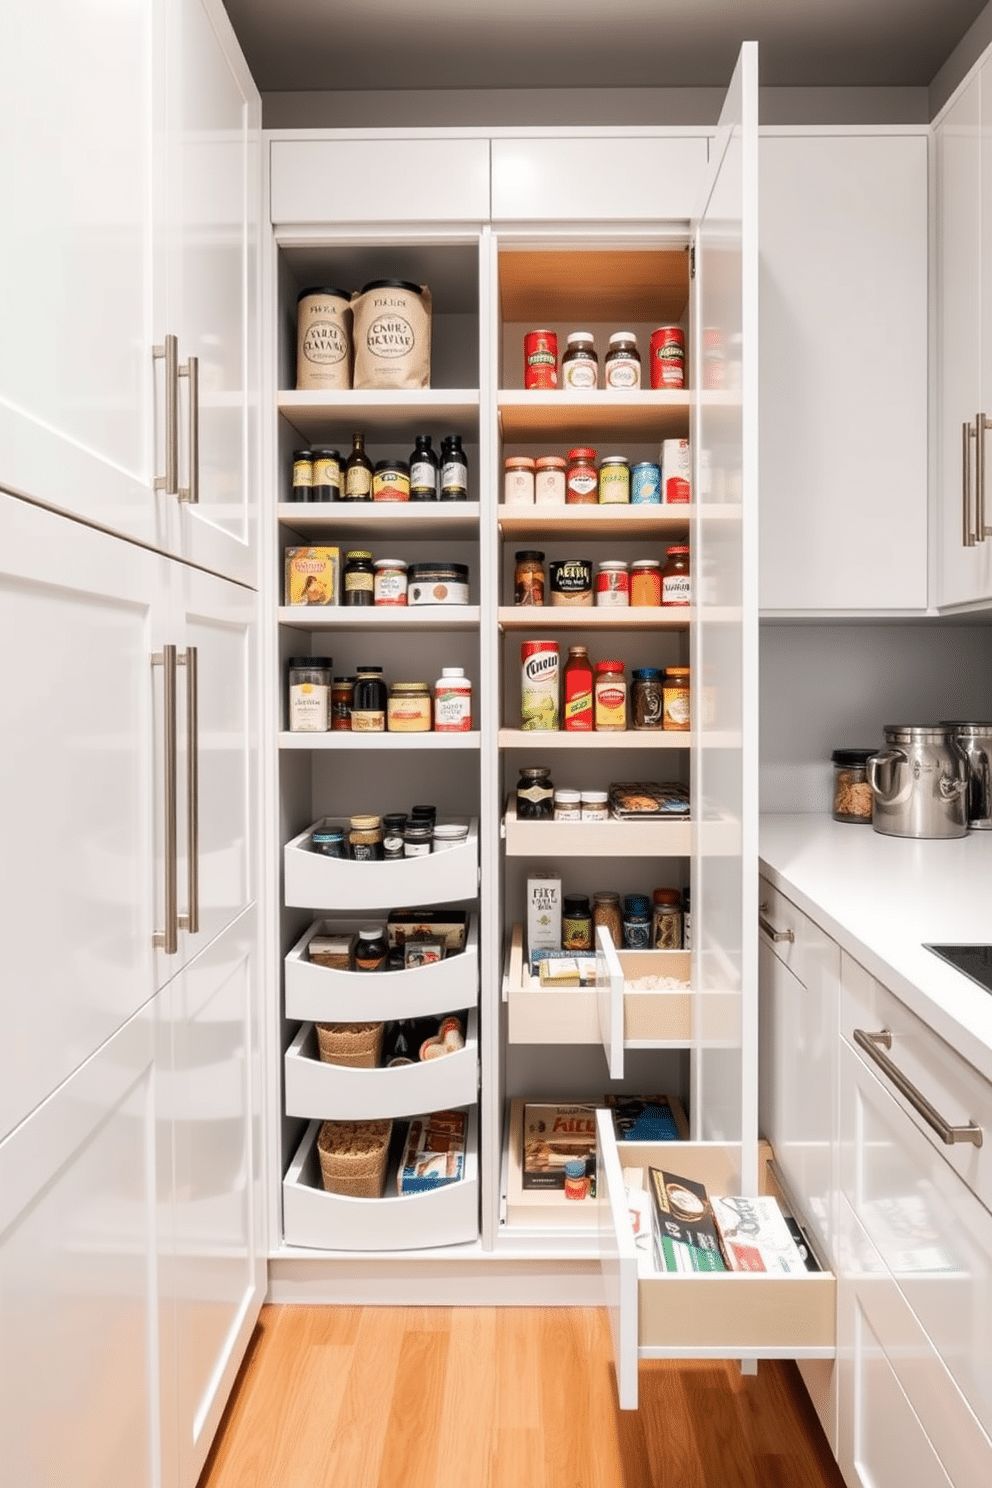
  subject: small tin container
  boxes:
[549,558,593,607]
[598,456,630,505]
[407,563,470,606]
[650,325,686,389]
[373,558,408,606]
[535,455,567,505]
[524,329,559,389]
[595,561,630,607]
[432,822,469,851]
[630,461,661,504]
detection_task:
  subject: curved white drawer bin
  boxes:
[282,1107,479,1251]
[284,1009,479,1120]
[285,916,479,1022]
[284,817,478,910]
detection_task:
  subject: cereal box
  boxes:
[527,871,561,960]
[522,1102,596,1190]
[285,546,340,605]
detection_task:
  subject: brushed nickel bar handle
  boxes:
[178,647,199,934]
[152,645,179,954]
[179,354,199,504]
[854,1028,983,1147]
[154,334,180,496]
[981,413,992,539]
[758,903,794,943]
[963,420,975,548]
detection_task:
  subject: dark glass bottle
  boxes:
[344,430,373,501]
[516,765,554,820]
[351,664,387,733]
[409,433,439,500]
[562,893,593,950]
[440,434,468,501]
[343,549,375,606]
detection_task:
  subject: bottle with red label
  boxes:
[563,645,594,731]
[661,545,691,606]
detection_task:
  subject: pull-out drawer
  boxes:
[759,876,839,987]
[284,817,478,910]
[596,1110,836,1409]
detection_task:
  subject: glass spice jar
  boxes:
[562,893,593,950]
[504,456,536,506]
[331,675,355,731]
[623,895,653,949]
[592,891,623,948]
[553,788,582,821]
[288,656,333,732]
[566,447,599,505]
[580,790,609,821]
[652,888,683,949]
[594,659,627,732]
[630,558,662,606]
[311,825,347,858]
[631,668,665,730]
[535,455,567,505]
[661,545,691,606]
[354,925,388,971]
[514,550,546,606]
[831,748,875,823]
[343,549,375,606]
[403,820,434,857]
[373,558,408,606]
[516,766,555,820]
[349,814,384,861]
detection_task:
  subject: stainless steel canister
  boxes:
[940,722,992,830]
[866,725,969,839]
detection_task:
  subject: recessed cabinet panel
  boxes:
[270,138,491,224]
[491,136,708,221]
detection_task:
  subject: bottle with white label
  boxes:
[440,434,468,501]
[409,433,439,500]
[660,545,691,606]
[434,667,472,732]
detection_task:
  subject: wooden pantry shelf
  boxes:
[498,729,690,749]
[277,388,480,442]
[497,504,692,539]
[498,606,690,631]
[278,501,480,539]
[498,390,689,442]
[498,246,690,324]
[503,799,691,857]
[278,605,480,632]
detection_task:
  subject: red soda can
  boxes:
[650,326,686,390]
[524,329,558,390]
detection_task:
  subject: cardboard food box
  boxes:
[308,932,356,971]
[285,546,340,606]
[527,871,561,960]
[522,1102,597,1190]
[398,1110,466,1194]
[648,1167,726,1271]
[606,1094,690,1143]
[710,1195,816,1275]
[387,908,467,954]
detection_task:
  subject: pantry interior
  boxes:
[5,3,992,1486]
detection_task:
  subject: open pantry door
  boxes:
[688,42,759,1184]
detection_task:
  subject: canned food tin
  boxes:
[548,558,593,607]
[630,461,661,504]
[524,329,559,390]
[595,561,630,607]
[407,563,470,605]
[521,640,560,731]
[598,456,630,505]
[650,325,686,390]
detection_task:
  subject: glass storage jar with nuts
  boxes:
[831,748,875,823]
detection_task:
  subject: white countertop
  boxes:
[759,814,992,1084]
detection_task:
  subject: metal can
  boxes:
[650,325,686,390]
[520,640,560,731]
[630,461,661,504]
[595,561,630,607]
[524,329,559,390]
[549,558,593,607]
[598,456,630,505]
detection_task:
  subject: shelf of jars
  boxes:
[502,799,691,857]
[497,504,693,540]
[278,501,481,539]
[277,389,481,442]
[497,728,689,749]
[497,390,690,442]
[497,607,690,632]
[279,605,481,633]
[284,817,479,910]
[279,730,482,751]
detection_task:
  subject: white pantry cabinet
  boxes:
[934,47,992,610]
[759,130,929,614]
[0,0,261,587]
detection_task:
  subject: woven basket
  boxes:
[315,1020,384,1069]
[317,1118,392,1198]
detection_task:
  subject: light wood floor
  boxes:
[198,1306,846,1488]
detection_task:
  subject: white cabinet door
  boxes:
[491,135,708,221]
[690,41,759,1172]
[270,137,491,224]
[158,907,263,1488]
[158,0,261,587]
[934,71,992,607]
[759,132,929,613]
[0,0,160,548]
[0,1005,160,1488]
[0,492,169,1140]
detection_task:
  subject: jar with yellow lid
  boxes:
[387,681,432,733]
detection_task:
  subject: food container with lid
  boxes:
[830,748,875,823]
[866,726,969,839]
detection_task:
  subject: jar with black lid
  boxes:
[312,447,341,502]
[343,549,375,606]
[351,664,387,732]
[623,895,652,949]
[311,825,346,858]
[355,925,388,972]
[831,748,875,823]
[631,668,665,731]
[382,811,407,859]
[440,434,468,501]
[562,332,598,389]
[516,766,554,820]
[372,459,410,502]
[409,434,439,500]
[403,820,433,857]
[562,893,593,950]
[292,449,314,502]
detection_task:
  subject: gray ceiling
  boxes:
[219,0,989,93]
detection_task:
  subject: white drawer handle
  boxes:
[758,903,794,943]
[854,1028,983,1148]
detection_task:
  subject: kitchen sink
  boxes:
[925,944,992,995]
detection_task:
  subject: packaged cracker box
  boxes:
[527,871,561,960]
[285,546,340,606]
[711,1194,815,1275]
[522,1102,596,1190]
[648,1167,726,1271]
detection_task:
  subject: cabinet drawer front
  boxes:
[270,138,490,223]
[491,136,708,220]
[840,1037,992,1446]
[758,877,839,986]
[837,1197,991,1488]
[841,953,992,1212]
[597,1113,835,1409]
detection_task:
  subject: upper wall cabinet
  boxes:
[0,0,260,588]
[758,131,929,614]
[490,135,708,220]
[270,137,491,223]
[934,53,992,609]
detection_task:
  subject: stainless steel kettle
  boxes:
[940,721,992,830]
[867,725,969,839]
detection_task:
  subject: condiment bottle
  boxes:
[434,668,473,732]
[604,332,641,388]
[661,545,691,605]
[351,664,387,732]
[409,433,439,500]
[563,645,594,731]
[561,332,598,389]
[594,659,627,732]
[344,430,373,500]
[291,449,314,502]
[566,447,598,505]
[440,434,468,500]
